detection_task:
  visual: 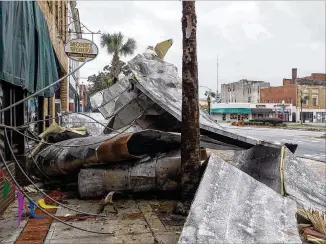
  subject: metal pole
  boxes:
[207,95,211,115]
[300,89,303,124]
[216,54,218,96]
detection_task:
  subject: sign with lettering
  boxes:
[256,104,266,108]
[64,38,98,62]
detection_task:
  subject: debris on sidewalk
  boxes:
[39,121,88,142]
[78,150,206,198]
[19,42,325,244]
[179,154,302,243]
[297,208,326,243]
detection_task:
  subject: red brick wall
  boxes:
[260,84,297,105]
[302,73,326,81]
[283,79,292,85]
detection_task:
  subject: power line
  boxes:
[0,149,115,235]
[4,127,107,218]
[0,61,87,114]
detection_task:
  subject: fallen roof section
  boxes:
[178,154,301,243]
[90,52,297,152]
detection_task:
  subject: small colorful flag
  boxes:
[38,199,60,209]
[29,200,44,219]
[17,192,24,225]
[3,181,11,199]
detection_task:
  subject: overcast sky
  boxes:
[77,1,325,97]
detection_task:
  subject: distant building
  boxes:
[210,102,296,122]
[296,79,326,123]
[79,84,88,112]
[260,68,326,123]
[221,79,270,104]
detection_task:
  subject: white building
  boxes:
[221,79,270,104]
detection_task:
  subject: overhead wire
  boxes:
[0,105,152,218]
[25,131,52,181]
[0,61,87,114]
[0,84,146,219]
[14,105,152,148]
[8,91,145,148]
[4,127,107,218]
[0,55,153,233]
[0,149,115,235]
[18,84,131,130]
[0,106,153,231]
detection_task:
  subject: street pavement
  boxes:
[221,125,326,162]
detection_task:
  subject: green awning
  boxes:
[33,2,59,97]
[211,108,252,114]
[0,1,59,97]
[0,1,36,92]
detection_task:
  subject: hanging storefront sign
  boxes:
[64,38,99,62]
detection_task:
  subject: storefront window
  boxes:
[316,112,326,123]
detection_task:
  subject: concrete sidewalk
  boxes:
[0,196,185,244]
[1,152,325,244]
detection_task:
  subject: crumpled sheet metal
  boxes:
[232,145,282,194]
[90,78,137,119]
[232,145,326,212]
[128,53,298,152]
[34,129,225,178]
[283,147,326,212]
[60,113,108,136]
[90,52,297,152]
[35,130,182,177]
[178,154,301,244]
[78,150,184,198]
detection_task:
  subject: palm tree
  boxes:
[181,1,201,199]
[100,32,137,84]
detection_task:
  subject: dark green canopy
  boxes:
[0,1,60,97]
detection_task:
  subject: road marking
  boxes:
[304,153,326,160]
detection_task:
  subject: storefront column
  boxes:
[43,98,48,131]
[60,76,68,112]
[49,95,55,124]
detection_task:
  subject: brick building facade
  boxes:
[260,68,326,122]
[38,1,82,117]
[296,79,326,122]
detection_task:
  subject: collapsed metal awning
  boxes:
[90,53,298,153]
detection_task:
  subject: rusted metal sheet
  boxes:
[35,130,180,177]
[78,150,197,198]
[34,130,224,178]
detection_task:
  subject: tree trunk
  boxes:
[181,1,201,199]
[111,53,121,84]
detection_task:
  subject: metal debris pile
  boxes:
[30,44,325,243]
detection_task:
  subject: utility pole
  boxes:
[300,89,303,124]
[181,1,201,199]
[216,54,218,96]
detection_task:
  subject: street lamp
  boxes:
[299,88,309,124]
[200,86,212,115]
[281,100,285,122]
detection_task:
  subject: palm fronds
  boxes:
[120,37,136,56]
[297,208,326,244]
